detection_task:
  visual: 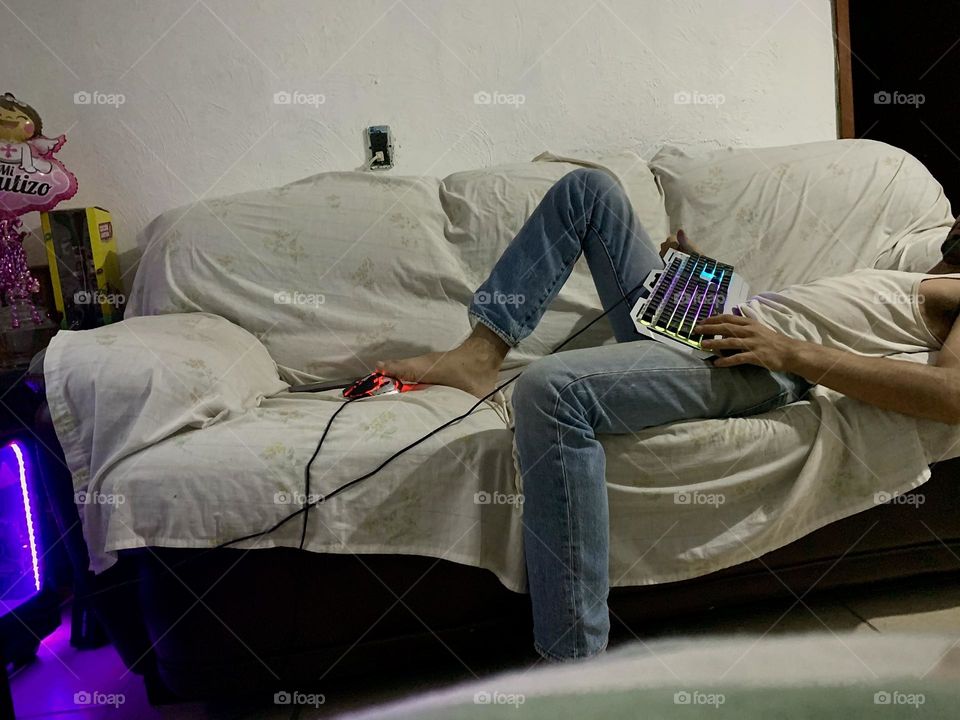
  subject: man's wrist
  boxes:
[783,340,819,379]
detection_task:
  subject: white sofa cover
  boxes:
[46,140,960,589]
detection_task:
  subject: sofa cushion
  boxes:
[650,140,955,293]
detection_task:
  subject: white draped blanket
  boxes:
[46,141,960,588]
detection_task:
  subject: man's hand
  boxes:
[697,305,960,425]
[694,314,803,372]
[660,228,701,259]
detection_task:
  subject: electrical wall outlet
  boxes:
[365,125,394,170]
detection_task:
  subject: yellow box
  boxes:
[40,207,124,329]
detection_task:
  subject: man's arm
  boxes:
[694,314,960,424]
[788,340,960,424]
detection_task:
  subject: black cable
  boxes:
[78,277,650,599]
[298,395,360,549]
[216,277,648,551]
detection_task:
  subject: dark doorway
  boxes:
[837,0,959,210]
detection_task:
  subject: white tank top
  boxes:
[735,269,960,357]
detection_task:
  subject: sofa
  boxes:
[42,139,960,700]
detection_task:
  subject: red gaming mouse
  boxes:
[342,372,412,399]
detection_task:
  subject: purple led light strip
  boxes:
[12,442,40,592]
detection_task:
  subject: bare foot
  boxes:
[376,326,509,399]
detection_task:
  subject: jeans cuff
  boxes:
[468,309,518,348]
[533,638,608,663]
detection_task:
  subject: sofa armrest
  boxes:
[43,312,288,489]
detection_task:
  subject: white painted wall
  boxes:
[2,0,837,277]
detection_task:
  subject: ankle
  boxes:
[462,325,509,366]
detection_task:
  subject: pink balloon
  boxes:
[0,93,78,221]
[0,93,77,328]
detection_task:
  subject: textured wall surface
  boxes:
[1,0,837,277]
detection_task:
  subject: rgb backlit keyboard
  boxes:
[631,249,748,356]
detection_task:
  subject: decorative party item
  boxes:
[0,92,77,327]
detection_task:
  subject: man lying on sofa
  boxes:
[377,168,960,663]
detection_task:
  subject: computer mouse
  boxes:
[342,372,409,399]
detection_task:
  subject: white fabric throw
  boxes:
[45,141,960,586]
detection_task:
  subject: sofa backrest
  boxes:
[128,141,954,381]
[127,151,668,382]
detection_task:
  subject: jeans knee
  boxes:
[513,356,587,428]
[512,357,565,418]
[562,167,618,196]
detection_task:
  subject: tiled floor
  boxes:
[11,574,960,719]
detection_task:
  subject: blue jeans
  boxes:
[468,168,811,662]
